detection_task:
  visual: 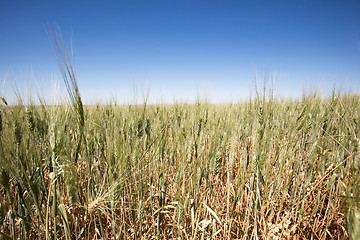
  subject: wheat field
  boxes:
[0,30,359,239]
[0,88,359,239]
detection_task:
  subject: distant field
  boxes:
[0,90,359,239]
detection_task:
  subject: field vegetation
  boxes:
[1,87,360,239]
[0,30,359,239]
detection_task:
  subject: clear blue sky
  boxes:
[1,0,360,104]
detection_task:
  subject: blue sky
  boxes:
[1,0,360,104]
